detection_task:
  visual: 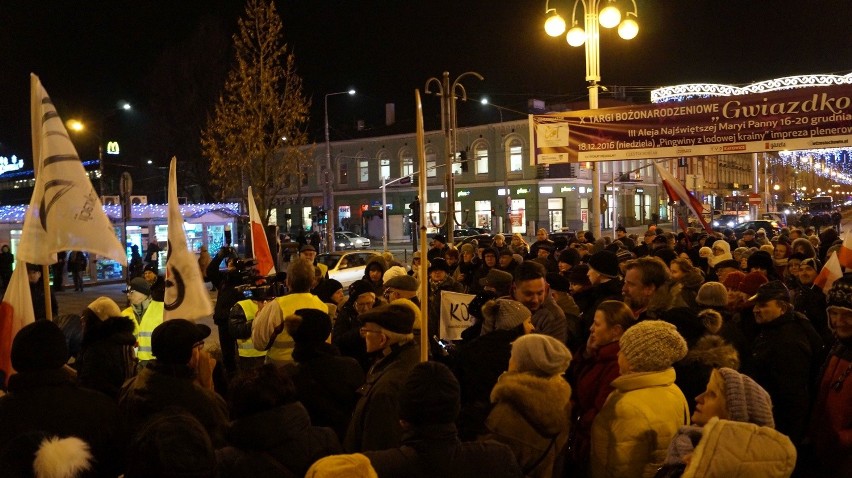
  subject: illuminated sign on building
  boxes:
[106,141,120,155]
[457,190,471,197]
[516,188,529,195]
[0,155,25,176]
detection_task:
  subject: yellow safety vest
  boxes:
[267,293,328,363]
[236,300,266,358]
[130,301,165,361]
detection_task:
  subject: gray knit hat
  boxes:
[510,334,572,376]
[696,282,728,307]
[715,368,775,427]
[480,299,531,335]
[619,320,688,372]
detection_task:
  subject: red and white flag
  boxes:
[837,230,852,269]
[815,250,844,293]
[247,186,276,277]
[163,158,213,321]
[18,74,125,265]
[653,160,713,234]
[0,262,36,384]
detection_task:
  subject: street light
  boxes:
[544,0,638,238]
[425,71,484,245]
[67,102,132,196]
[324,89,355,252]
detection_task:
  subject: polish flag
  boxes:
[653,160,713,234]
[247,186,276,277]
[837,230,852,269]
[0,262,36,385]
[815,250,843,293]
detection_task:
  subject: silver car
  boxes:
[317,251,380,289]
[335,231,371,249]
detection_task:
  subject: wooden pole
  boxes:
[415,90,429,363]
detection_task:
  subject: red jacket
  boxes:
[568,340,620,467]
[809,341,852,475]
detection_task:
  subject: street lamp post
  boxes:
[324,89,355,253]
[425,71,484,245]
[67,102,131,196]
[544,0,638,238]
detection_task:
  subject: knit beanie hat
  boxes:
[382,265,408,283]
[826,273,852,311]
[699,246,712,258]
[619,320,688,372]
[737,271,769,297]
[746,250,774,272]
[460,243,476,256]
[314,279,343,304]
[721,270,746,291]
[510,334,573,376]
[480,299,531,335]
[588,250,620,278]
[87,296,123,321]
[696,282,728,307]
[11,320,69,373]
[399,362,461,425]
[559,248,580,266]
[305,454,378,478]
[715,368,775,427]
[285,308,333,343]
[348,280,376,301]
[568,264,592,286]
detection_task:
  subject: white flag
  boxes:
[18,74,125,265]
[247,186,276,277]
[164,158,213,321]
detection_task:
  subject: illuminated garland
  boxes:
[0,202,242,224]
[774,148,852,184]
[651,73,852,103]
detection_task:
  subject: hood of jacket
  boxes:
[679,335,740,370]
[683,417,796,478]
[490,372,572,437]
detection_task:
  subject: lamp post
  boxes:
[67,102,132,196]
[544,0,638,238]
[425,71,484,245]
[324,89,355,253]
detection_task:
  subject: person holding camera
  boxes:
[206,246,246,376]
[228,285,275,371]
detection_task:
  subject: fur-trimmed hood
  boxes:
[679,335,740,370]
[490,372,572,437]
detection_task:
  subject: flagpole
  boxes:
[415,90,429,363]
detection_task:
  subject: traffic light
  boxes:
[408,198,420,223]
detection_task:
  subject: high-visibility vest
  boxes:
[131,301,165,361]
[122,306,140,337]
[267,293,328,363]
[236,300,266,358]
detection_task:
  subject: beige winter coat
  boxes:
[683,417,796,478]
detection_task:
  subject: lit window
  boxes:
[427,153,437,178]
[359,160,369,183]
[509,140,523,172]
[380,159,390,180]
[476,147,489,174]
[452,153,462,175]
[401,154,414,177]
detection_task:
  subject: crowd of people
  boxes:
[0,220,850,477]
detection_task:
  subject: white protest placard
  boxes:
[439,291,476,341]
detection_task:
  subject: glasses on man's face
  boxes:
[355,301,373,310]
[193,340,205,350]
[383,288,396,300]
[359,327,383,336]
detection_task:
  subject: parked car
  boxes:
[317,251,380,289]
[711,214,740,231]
[761,212,787,227]
[334,231,371,249]
[732,220,781,239]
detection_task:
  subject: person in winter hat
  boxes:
[0,432,94,478]
[485,334,573,477]
[306,453,378,478]
[480,298,534,336]
[365,361,523,477]
[76,297,138,399]
[591,320,690,478]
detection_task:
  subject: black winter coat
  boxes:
[364,423,523,478]
[77,315,138,399]
[283,342,365,441]
[217,402,341,478]
[741,310,825,443]
[0,369,124,476]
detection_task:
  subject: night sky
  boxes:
[2,0,851,165]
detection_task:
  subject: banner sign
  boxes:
[439,291,475,340]
[530,83,852,163]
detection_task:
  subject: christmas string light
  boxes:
[0,202,241,224]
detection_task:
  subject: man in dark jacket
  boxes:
[344,304,420,452]
[742,280,825,445]
[0,321,124,476]
[26,263,57,321]
[364,362,522,477]
[119,319,230,447]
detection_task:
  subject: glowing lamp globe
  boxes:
[618,18,639,40]
[598,5,621,28]
[566,26,586,47]
[544,14,566,37]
